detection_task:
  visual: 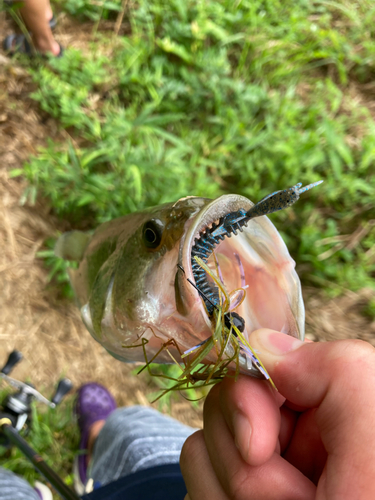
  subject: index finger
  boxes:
[218,374,284,466]
[203,383,316,500]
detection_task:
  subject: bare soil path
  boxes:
[1,9,374,430]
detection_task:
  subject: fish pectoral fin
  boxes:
[54,231,91,261]
[81,303,94,336]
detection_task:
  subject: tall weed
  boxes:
[15,0,375,293]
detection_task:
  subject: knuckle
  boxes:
[331,339,375,377]
[338,339,375,361]
[227,468,250,500]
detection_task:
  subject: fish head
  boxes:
[74,197,209,362]
[70,194,304,375]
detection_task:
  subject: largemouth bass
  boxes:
[56,184,320,378]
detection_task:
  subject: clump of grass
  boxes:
[36,237,77,300]
[11,1,375,292]
[57,0,123,21]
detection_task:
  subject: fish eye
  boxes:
[142,219,164,249]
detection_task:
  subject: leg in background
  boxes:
[0,466,40,500]
[19,0,60,55]
[89,406,197,487]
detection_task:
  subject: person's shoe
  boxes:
[2,34,64,58]
[2,34,33,56]
[73,383,117,495]
[34,481,53,500]
[48,15,57,30]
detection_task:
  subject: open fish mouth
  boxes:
[179,194,305,377]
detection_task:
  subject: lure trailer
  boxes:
[0,351,79,500]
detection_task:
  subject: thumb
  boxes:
[249,328,375,410]
[249,329,375,451]
[248,329,375,497]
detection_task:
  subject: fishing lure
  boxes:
[178,254,277,389]
[191,181,323,315]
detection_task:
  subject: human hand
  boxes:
[180,329,375,499]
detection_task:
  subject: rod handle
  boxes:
[1,351,23,375]
[51,378,73,405]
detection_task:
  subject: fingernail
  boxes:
[261,330,304,356]
[233,411,251,462]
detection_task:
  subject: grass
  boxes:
[8,0,374,297]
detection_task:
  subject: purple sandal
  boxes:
[74,383,116,494]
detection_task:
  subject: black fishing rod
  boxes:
[0,350,80,500]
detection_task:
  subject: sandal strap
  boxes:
[2,34,33,56]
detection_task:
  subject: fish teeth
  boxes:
[191,215,245,314]
[193,249,209,258]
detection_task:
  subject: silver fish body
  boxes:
[56,194,305,377]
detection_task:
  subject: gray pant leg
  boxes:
[0,467,39,500]
[90,406,196,486]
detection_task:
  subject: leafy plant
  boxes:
[13,0,375,295]
[36,238,77,300]
[57,0,123,21]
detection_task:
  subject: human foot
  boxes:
[32,34,61,56]
[3,33,63,57]
[74,383,116,492]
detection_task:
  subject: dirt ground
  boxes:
[1,9,375,431]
